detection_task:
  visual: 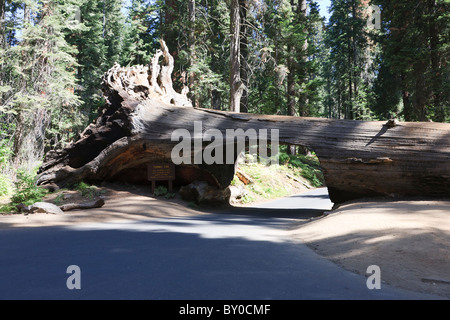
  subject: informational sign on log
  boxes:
[148,163,175,194]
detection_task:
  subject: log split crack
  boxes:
[345,157,394,164]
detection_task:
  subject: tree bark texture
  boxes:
[37,41,450,205]
[229,0,242,113]
[239,0,249,113]
[0,0,5,50]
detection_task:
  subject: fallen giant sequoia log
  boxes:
[37,40,450,205]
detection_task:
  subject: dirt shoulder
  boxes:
[0,186,208,229]
[1,185,449,299]
[290,199,450,299]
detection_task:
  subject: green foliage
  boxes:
[53,194,65,206]
[154,185,168,197]
[0,174,12,197]
[278,152,291,166]
[121,0,157,66]
[277,151,325,188]
[2,0,82,113]
[1,0,83,170]
[0,125,14,197]
[240,193,256,205]
[152,185,175,199]
[0,142,13,168]
[10,169,48,206]
[165,192,176,200]
[372,0,449,122]
[74,182,100,199]
[323,0,377,120]
[187,201,199,209]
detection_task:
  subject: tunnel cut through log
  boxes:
[37,40,450,205]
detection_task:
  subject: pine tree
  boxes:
[1,0,81,169]
[71,0,129,122]
[122,0,157,66]
[325,0,375,120]
[103,0,126,65]
[204,0,230,110]
[373,0,449,122]
[305,1,328,117]
[69,0,106,121]
[174,0,229,110]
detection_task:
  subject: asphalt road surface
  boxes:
[0,188,441,300]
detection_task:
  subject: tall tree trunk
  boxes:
[337,84,342,119]
[414,59,428,121]
[102,0,106,39]
[298,0,309,117]
[347,30,353,120]
[0,0,5,104]
[230,0,242,112]
[286,47,296,155]
[287,0,297,119]
[287,49,296,118]
[401,73,412,121]
[286,0,301,155]
[428,0,443,122]
[351,0,358,119]
[0,0,5,49]
[13,3,31,168]
[188,0,198,108]
[239,0,248,113]
[163,0,178,58]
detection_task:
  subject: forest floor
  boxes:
[0,182,449,299]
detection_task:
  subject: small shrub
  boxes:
[187,201,199,208]
[300,167,324,188]
[11,169,47,205]
[154,185,168,197]
[0,174,12,196]
[0,203,16,214]
[230,176,239,186]
[241,193,256,204]
[289,157,303,168]
[278,152,290,165]
[53,194,65,206]
[74,182,98,199]
[0,140,13,197]
[165,192,176,200]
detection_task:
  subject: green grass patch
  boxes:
[73,182,104,199]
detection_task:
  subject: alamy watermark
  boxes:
[66,265,81,290]
[171,121,280,166]
[366,265,381,290]
[67,5,81,26]
[367,5,381,30]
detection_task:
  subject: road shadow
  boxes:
[0,221,441,300]
[214,205,326,220]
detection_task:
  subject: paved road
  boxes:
[0,188,441,300]
[253,187,334,210]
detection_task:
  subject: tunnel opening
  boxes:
[229,142,332,211]
[101,138,332,212]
